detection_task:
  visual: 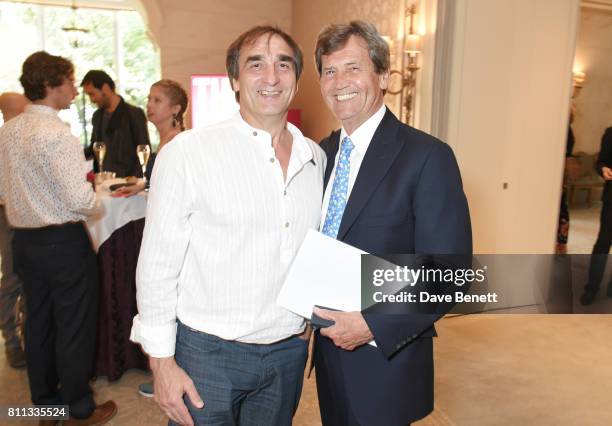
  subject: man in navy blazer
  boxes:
[312,21,472,425]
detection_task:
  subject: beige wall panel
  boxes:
[447,0,579,253]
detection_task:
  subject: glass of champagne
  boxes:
[93,141,106,173]
[136,144,151,189]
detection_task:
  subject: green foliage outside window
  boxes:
[0,2,160,147]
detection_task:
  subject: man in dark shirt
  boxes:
[81,70,150,177]
[580,127,612,305]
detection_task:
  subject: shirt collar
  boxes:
[232,112,315,167]
[25,104,59,116]
[286,121,315,166]
[340,104,386,155]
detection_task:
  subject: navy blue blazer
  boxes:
[316,108,472,425]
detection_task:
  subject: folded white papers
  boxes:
[277,229,377,346]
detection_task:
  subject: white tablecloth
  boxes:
[86,179,147,251]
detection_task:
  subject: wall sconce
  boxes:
[572,70,585,88]
[571,69,585,99]
[387,3,421,125]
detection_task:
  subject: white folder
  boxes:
[277,229,378,347]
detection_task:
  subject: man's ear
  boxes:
[379,70,390,91]
[231,78,240,93]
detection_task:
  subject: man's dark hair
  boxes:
[315,20,390,77]
[80,70,116,91]
[226,25,303,102]
[19,51,74,101]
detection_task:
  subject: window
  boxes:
[0,2,160,146]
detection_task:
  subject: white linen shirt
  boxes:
[320,104,386,224]
[130,114,326,357]
[0,104,96,227]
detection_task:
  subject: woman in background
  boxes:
[115,79,188,197]
[115,80,187,397]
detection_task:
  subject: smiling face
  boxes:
[146,85,180,126]
[319,35,388,134]
[231,34,297,125]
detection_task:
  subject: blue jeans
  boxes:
[173,322,308,426]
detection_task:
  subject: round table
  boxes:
[86,185,148,381]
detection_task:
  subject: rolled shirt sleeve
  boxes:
[130,134,193,358]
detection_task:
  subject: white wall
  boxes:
[445,0,579,253]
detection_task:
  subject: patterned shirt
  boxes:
[130,113,326,357]
[0,104,96,228]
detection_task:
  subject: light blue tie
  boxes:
[322,136,355,239]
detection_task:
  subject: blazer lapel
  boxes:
[337,109,403,240]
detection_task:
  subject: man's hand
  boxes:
[602,166,612,181]
[313,307,373,351]
[112,181,145,197]
[150,356,203,426]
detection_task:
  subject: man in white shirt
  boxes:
[0,51,116,425]
[0,92,28,369]
[131,26,325,426]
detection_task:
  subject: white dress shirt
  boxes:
[131,113,326,357]
[0,104,96,227]
[321,104,386,224]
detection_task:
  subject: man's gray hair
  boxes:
[315,20,390,76]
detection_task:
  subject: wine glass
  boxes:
[93,141,106,173]
[136,144,151,189]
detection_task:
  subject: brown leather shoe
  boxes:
[63,400,117,425]
[5,346,26,369]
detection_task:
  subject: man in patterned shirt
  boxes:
[0,51,116,425]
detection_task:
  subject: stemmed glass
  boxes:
[93,141,106,173]
[136,144,151,189]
